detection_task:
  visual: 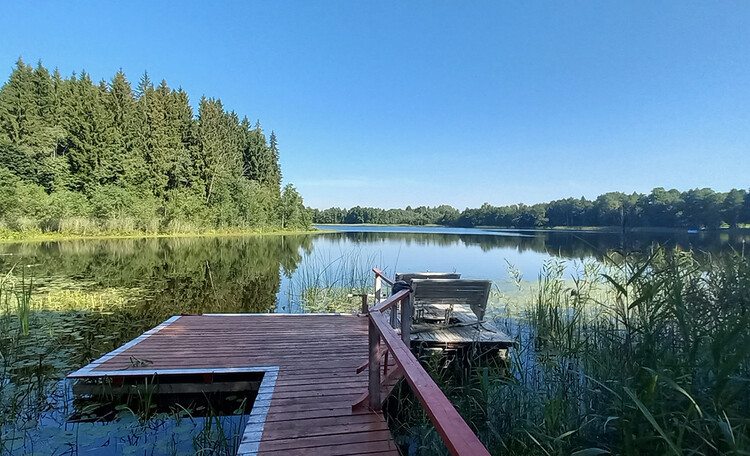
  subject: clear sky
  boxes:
[1,1,748,209]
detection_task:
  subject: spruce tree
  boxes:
[0,58,36,143]
[108,70,147,188]
[269,130,282,194]
[136,70,153,98]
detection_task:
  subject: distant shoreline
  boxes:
[315,224,750,234]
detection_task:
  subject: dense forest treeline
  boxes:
[0,58,311,236]
[313,187,750,229]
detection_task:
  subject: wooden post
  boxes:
[400,292,412,347]
[360,294,368,314]
[374,275,382,304]
[389,302,398,328]
[368,318,381,410]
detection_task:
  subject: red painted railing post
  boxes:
[368,318,381,410]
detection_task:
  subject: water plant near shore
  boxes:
[289,248,387,313]
[386,247,750,455]
[0,283,252,455]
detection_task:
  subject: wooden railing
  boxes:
[373,267,394,305]
[360,269,491,456]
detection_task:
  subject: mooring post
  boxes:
[348,293,369,314]
[368,318,381,410]
[360,294,368,314]
[400,292,412,346]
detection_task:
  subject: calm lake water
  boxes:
[0,226,748,454]
[3,225,747,315]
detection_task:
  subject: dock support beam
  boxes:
[368,318,381,410]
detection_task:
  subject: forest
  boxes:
[313,187,750,229]
[0,59,311,236]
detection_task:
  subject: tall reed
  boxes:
[386,247,750,455]
[289,248,386,313]
[15,268,33,337]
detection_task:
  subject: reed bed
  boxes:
[289,247,389,313]
[386,247,750,455]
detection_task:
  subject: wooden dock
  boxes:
[411,303,514,350]
[69,270,511,456]
[69,314,399,456]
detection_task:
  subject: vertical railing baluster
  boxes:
[400,292,412,346]
[368,318,381,410]
[374,274,382,304]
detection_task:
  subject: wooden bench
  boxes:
[411,278,492,326]
[395,272,461,283]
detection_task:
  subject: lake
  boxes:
[0,226,747,454]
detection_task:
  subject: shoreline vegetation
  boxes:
[0,226,323,244]
[290,249,750,455]
[0,58,311,242]
[315,223,750,233]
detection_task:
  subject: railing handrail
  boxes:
[371,289,408,313]
[372,267,395,286]
[365,272,491,456]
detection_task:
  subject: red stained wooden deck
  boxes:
[69,314,399,456]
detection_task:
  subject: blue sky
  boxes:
[1,1,748,209]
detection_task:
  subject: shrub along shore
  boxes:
[0,225,321,243]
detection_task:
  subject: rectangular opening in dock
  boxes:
[70,371,265,422]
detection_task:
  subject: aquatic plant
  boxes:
[14,269,32,337]
[289,248,387,313]
[386,248,750,455]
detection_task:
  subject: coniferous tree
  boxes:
[0,59,301,233]
[198,97,241,205]
[107,69,147,188]
[136,70,152,99]
[268,130,282,194]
